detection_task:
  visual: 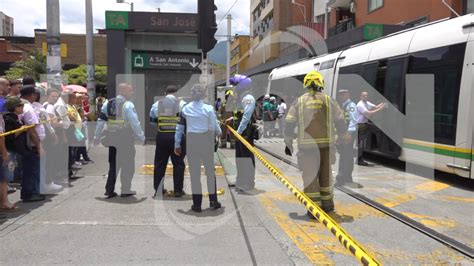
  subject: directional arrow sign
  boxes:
[131,52,201,70]
[189,58,200,68]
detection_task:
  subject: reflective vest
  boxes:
[342,101,351,125]
[286,92,345,148]
[157,98,179,133]
[106,98,129,130]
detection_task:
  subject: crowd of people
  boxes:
[0,77,94,211]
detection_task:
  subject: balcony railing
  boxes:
[328,18,355,37]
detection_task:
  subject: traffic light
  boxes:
[198,0,218,55]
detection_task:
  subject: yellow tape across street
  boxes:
[226,125,381,266]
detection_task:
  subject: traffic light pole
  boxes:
[46,0,61,89]
[85,0,96,113]
[226,14,231,87]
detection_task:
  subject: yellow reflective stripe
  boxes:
[298,97,305,139]
[306,192,321,197]
[321,195,333,200]
[320,186,333,193]
[326,95,332,138]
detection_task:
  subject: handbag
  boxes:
[74,128,85,142]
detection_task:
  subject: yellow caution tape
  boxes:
[0,113,69,138]
[226,125,381,266]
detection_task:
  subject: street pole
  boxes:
[85,0,96,113]
[324,1,328,39]
[131,2,134,12]
[46,0,61,89]
[226,14,231,87]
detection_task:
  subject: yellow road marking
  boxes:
[258,194,336,265]
[439,196,474,204]
[374,194,416,208]
[414,181,450,193]
[139,165,225,176]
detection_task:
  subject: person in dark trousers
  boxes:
[174,84,222,213]
[94,83,146,198]
[149,85,186,198]
[336,89,362,188]
[226,74,256,192]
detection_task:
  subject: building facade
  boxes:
[248,0,316,69]
[325,0,465,37]
[230,35,250,75]
[0,12,14,36]
[34,30,107,69]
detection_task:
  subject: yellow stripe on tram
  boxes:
[403,138,472,154]
[226,125,381,266]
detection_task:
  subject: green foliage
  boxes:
[64,65,107,85]
[5,50,46,81]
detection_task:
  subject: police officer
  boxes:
[94,83,145,198]
[219,90,236,149]
[226,74,256,192]
[174,84,222,212]
[149,85,186,198]
[284,71,349,215]
[336,89,362,188]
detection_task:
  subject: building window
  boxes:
[368,0,383,13]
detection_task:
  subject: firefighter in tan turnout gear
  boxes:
[284,71,349,217]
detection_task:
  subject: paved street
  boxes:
[0,142,472,264]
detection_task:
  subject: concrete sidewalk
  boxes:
[0,145,310,265]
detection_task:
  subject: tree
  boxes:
[5,50,46,81]
[63,64,107,86]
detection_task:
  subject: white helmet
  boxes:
[264,94,270,100]
[270,96,276,102]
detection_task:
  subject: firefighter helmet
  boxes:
[303,71,324,91]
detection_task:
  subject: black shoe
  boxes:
[357,161,369,166]
[322,203,335,213]
[23,194,46,203]
[191,205,202,213]
[210,201,222,210]
[121,191,136,197]
[104,192,118,198]
[228,183,236,188]
[174,191,185,198]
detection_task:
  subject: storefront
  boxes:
[105,11,202,138]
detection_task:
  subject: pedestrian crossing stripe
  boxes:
[226,125,381,266]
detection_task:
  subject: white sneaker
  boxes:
[41,182,63,194]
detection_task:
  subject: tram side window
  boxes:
[338,64,363,99]
[407,43,466,145]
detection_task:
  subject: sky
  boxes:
[0,0,250,40]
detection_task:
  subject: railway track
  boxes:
[255,144,474,259]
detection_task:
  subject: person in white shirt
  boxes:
[277,99,287,137]
[355,91,385,166]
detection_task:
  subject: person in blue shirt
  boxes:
[94,83,145,198]
[174,84,222,213]
[336,89,362,188]
[226,74,256,192]
[149,85,186,198]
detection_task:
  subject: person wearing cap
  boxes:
[19,85,45,202]
[336,89,362,188]
[149,85,187,198]
[174,84,222,212]
[262,94,272,138]
[226,74,257,192]
[219,89,236,149]
[3,97,30,207]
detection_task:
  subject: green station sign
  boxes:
[106,11,129,30]
[364,24,384,40]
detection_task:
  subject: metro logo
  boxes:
[106,11,129,29]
